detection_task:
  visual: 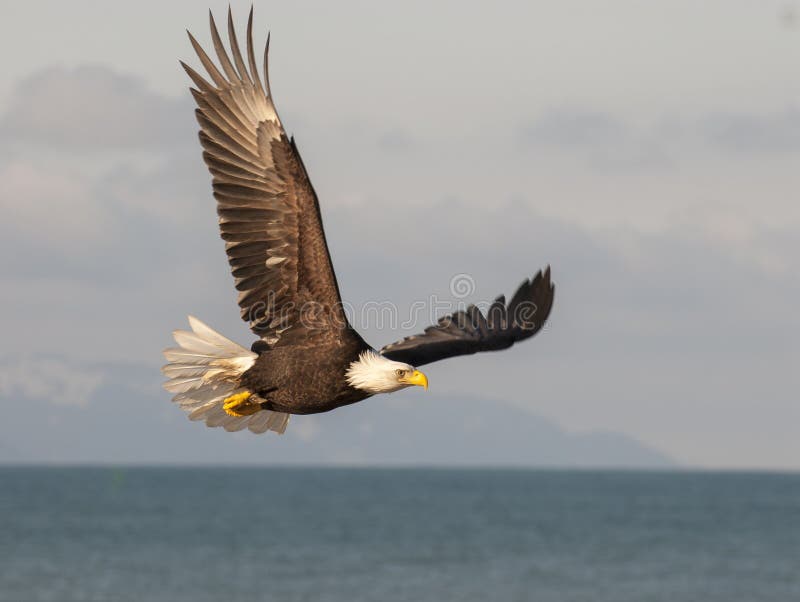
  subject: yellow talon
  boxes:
[223,391,260,417]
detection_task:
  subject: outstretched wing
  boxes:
[183,9,345,340]
[380,267,554,367]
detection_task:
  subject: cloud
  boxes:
[0,63,219,284]
[0,154,215,284]
[518,106,800,170]
[0,160,105,245]
[701,108,800,153]
[516,107,673,169]
[326,197,800,357]
[0,65,191,149]
[2,141,796,369]
[0,356,102,408]
[520,108,630,148]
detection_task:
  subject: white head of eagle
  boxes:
[346,350,429,394]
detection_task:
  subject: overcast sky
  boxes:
[1,0,799,469]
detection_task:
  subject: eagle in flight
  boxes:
[162,9,554,435]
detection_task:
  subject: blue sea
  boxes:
[0,468,798,601]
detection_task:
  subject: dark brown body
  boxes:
[240,327,372,414]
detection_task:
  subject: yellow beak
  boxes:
[402,369,429,390]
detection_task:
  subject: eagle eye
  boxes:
[395,369,407,378]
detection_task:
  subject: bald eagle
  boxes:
[162,9,555,435]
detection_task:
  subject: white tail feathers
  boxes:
[162,316,289,435]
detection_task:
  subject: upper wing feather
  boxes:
[183,8,345,341]
[380,267,554,366]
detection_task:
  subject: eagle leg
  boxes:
[223,391,261,417]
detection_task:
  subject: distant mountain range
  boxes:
[1,362,673,468]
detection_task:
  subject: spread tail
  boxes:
[162,316,289,434]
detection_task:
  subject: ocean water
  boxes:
[0,468,798,602]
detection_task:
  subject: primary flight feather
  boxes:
[162,8,555,435]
